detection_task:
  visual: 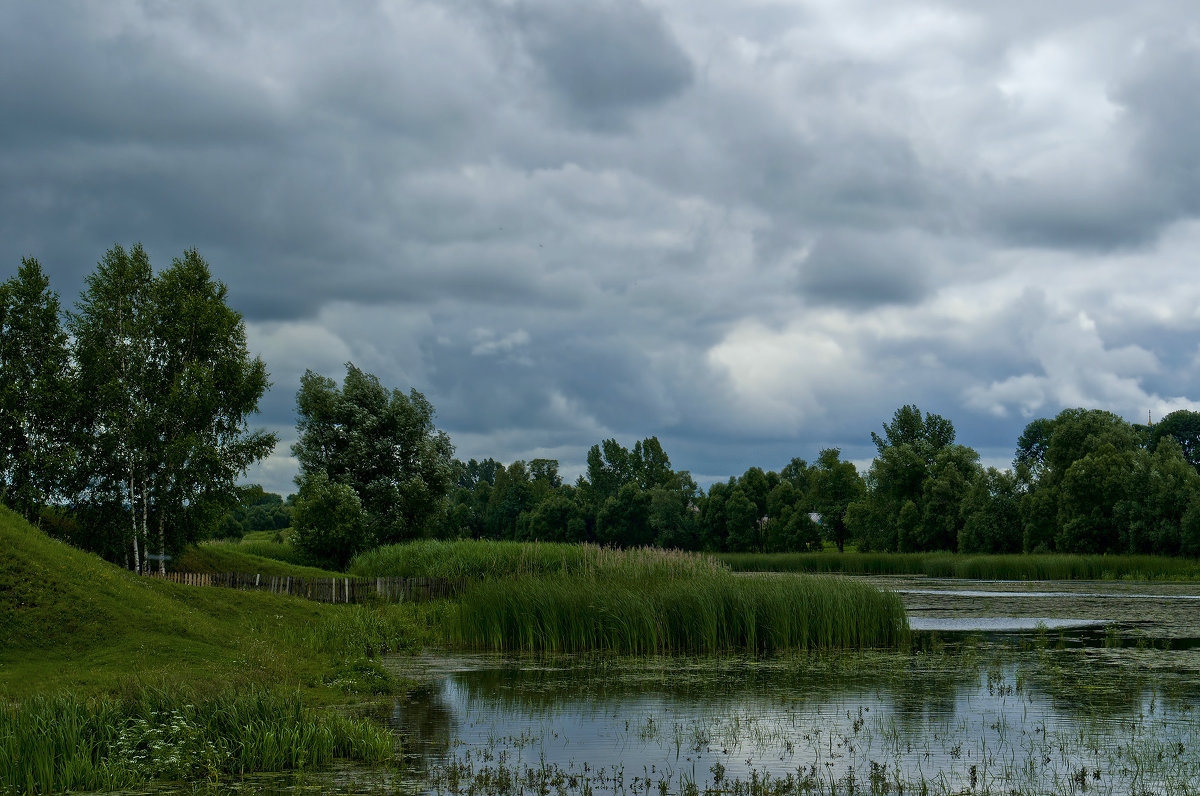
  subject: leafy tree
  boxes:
[291,472,366,568]
[0,258,73,524]
[596,482,652,547]
[486,461,533,539]
[722,487,760,552]
[958,468,1021,554]
[142,251,275,567]
[70,245,273,571]
[631,436,673,490]
[293,363,454,546]
[527,490,589,542]
[1055,443,1139,553]
[70,243,155,569]
[1151,410,1200,474]
[808,448,863,552]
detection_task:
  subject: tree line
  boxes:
[289,365,1200,565]
[0,247,273,572]
[8,250,1200,570]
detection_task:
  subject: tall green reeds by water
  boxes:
[719,551,1200,581]
[350,539,727,581]
[0,687,394,794]
[447,573,908,654]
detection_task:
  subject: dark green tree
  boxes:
[292,363,454,546]
[0,258,73,524]
[291,471,366,568]
[809,448,863,552]
[1150,410,1200,474]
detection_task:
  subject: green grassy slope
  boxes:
[0,506,425,697]
[173,541,342,577]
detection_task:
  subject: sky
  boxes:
[4,1,1200,496]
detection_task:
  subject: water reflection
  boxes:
[386,652,1200,795]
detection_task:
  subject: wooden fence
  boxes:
[145,571,463,604]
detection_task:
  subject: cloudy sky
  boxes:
[5,1,1200,495]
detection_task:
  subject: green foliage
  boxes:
[958,468,1021,554]
[291,472,368,568]
[446,573,908,654]
[1150,409,1200,473]
[0,258,74,525]
[348,538,726,581]
[0,687,394,793]
[293,364,455,546]
[718,550,1200,580]
[65,244,274,570]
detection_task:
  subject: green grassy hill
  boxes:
[0,506,421,697]
[172,541,342,578]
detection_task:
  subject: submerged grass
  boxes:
[446,573,908,654]
[350,539,727,581]
[719,551,1200,581]
[0,686,395,794]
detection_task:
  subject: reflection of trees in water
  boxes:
[446,653,978,721]
[381,685,457,759]
[1014,654,1200,721]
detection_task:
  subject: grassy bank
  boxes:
[718,551,1200,580]
[1,687,393,794]
[173,540,342,578]
[447,573,908,654]
[0,505,433,790]
[349,539,727,581]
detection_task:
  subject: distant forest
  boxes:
[5,248,1200,570]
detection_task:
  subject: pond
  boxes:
[379,576,1200,795]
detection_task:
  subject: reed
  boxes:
[446,573,908,654]
[719,551,1200,581]
[349,539,727,581]
[0,687,394,794]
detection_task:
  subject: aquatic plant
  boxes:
[719,551,1200,581]
[0,687,395,794]
[349,539,728,581]
[446,573,908,654]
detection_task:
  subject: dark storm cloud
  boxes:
[797,231,931,307]
[510,0,694,128]
[5,0,1200,495]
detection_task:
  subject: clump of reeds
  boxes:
[445,573,908,654]
[720,551,1200,581]
[349,539,727,581]
[0,687,395,793]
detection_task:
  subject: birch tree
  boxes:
[0,258,74,524]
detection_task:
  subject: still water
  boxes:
[381,577,1200,795]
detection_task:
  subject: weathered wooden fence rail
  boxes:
[145,571,463,603]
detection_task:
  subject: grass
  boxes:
[349,539,727,581]
[718,551,1200,580]
[0,503,435,696]
[0,505,434,789]
[446,572,908,654]
[173,540,341,577]
[0,687,394,794]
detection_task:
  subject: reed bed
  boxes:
[719,551,1200,581]
[446,573,908,654]
[349,539,727,581]
[0,687,395,794]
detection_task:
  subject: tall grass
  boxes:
[719,552,1200,581]
[0,687,395,794]
[446,573,908,654]
[349,539,727,581]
